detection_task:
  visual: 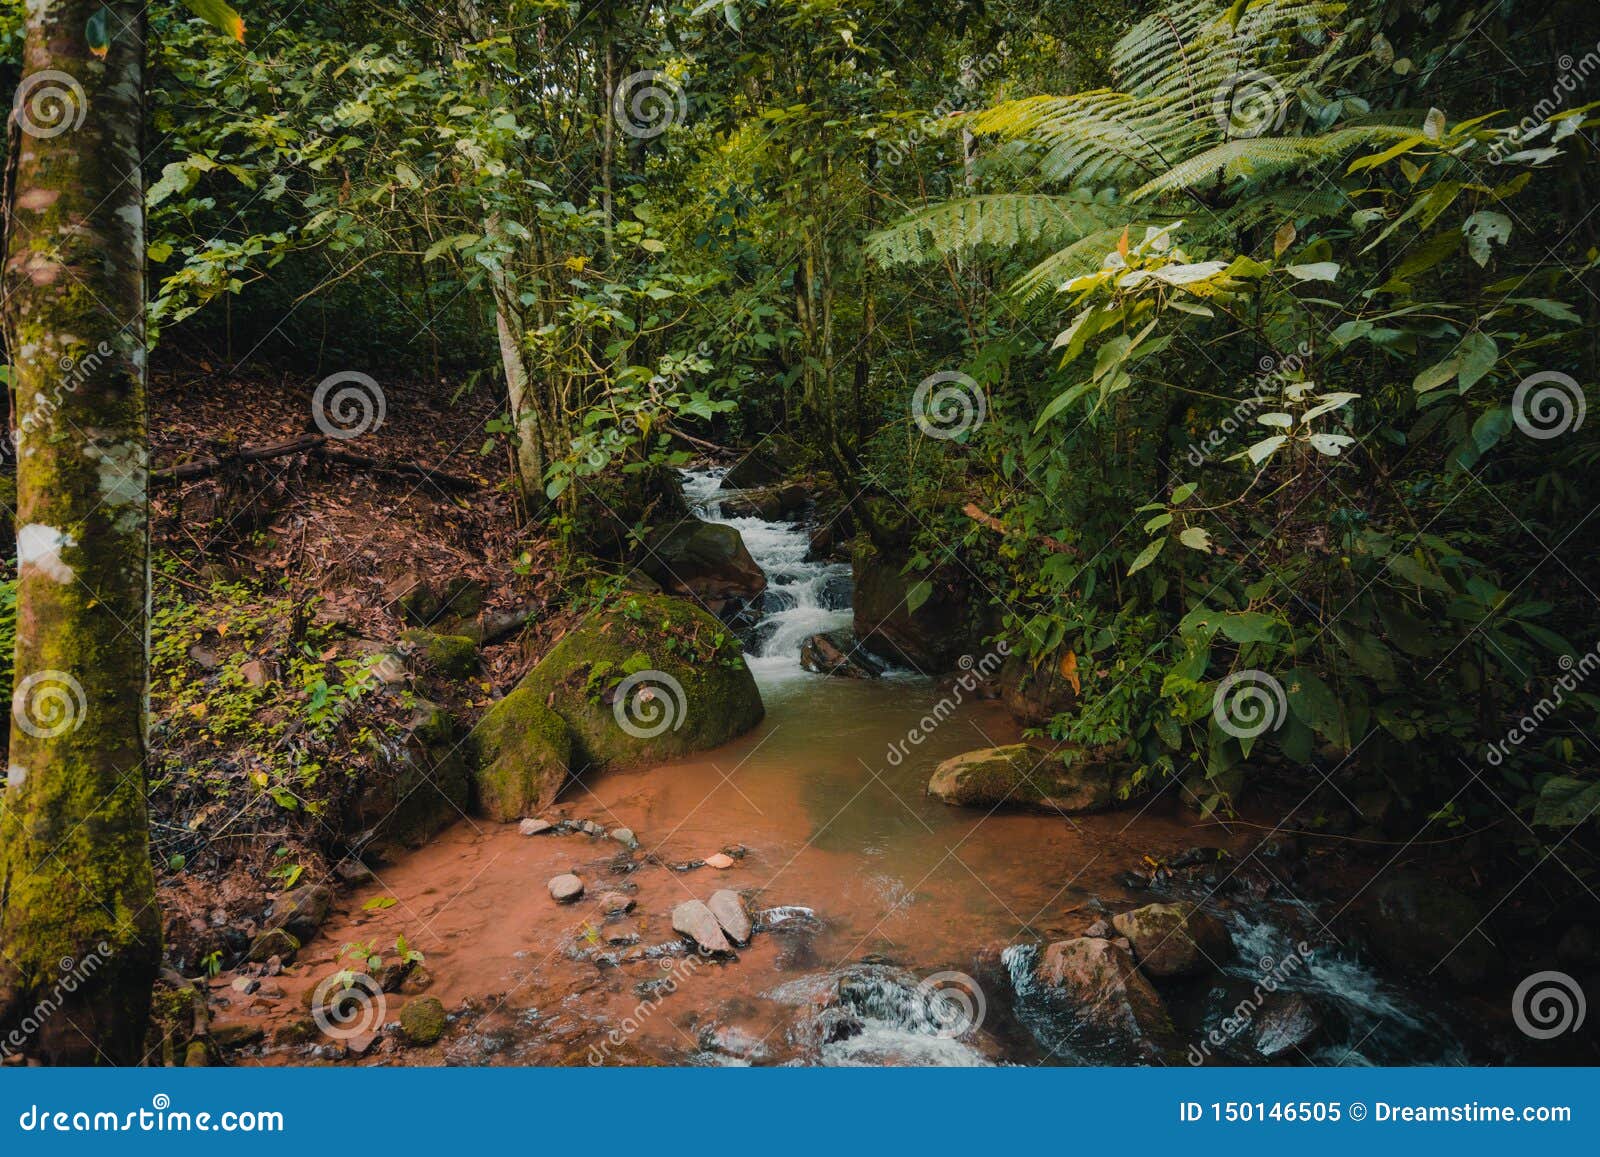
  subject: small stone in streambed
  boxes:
[609,826,637,848]
[230,975,260,995]
[1085,919,1111,938]
[597,891,635,915]
[707,889,752,946]
[400,996,447,1046]
[519,818,553,836]
[336,859,375,885]
[604,923,640,946]
[582,820,604,836]
[704,852,735,870]
[548,874,585,903]
[672,900,733,955]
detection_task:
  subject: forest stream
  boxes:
[231,471,1473,1068]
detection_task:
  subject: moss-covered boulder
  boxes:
[1111,902,1233,978]
[400,996,447,1045]
[928,745,1123,814]
[400,629,479,679]
[475,595,763,801]
[468,684,573,821]
[1356,872,1502,986]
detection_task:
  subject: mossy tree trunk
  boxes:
[0,0,159,1064]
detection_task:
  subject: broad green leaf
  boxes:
[1127,537,1165,576]
[1412,355,1461,393]
[1533,776,1600,828]
[1286,669,1348,746]
[1179,526,1212,552]
[906,579,933,614]
[183,0,245,41]
[1457,331,1498,391]
[1219,611,1280,644]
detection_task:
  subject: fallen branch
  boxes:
[152,434,482,492]
[962,502,1080,556]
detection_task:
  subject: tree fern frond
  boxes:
[1129,126,1414,199]
[865,193,1117,267]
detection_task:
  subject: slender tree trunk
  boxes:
[0,0,159,1064]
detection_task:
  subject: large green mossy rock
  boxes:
[469,684,574,821]
[469,595,763,817]
[927,744,1124,814]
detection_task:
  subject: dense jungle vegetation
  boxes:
[1,0,1598,1064]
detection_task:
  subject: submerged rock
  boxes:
[672,900,733,955]
[927,745,1123,814]
[1111,902,1233,978]
[799,630,886,679]
[707,889,753,946]
[1035,937,1172,1045]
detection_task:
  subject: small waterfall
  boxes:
[680,467,852,681]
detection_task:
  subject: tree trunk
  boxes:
[0,0,159,1064]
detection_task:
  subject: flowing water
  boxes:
[264,470,1471,1067]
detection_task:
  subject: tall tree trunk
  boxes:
[0,0,159,1064]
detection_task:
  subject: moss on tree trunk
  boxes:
[0,0,160,1064]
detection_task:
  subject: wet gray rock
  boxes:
[1252,993,1324,1059]
[548,874,585,903]
[799,630,886,679]
[707,889,753,946]
[609,827,638,848]
[672,900,733,955]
